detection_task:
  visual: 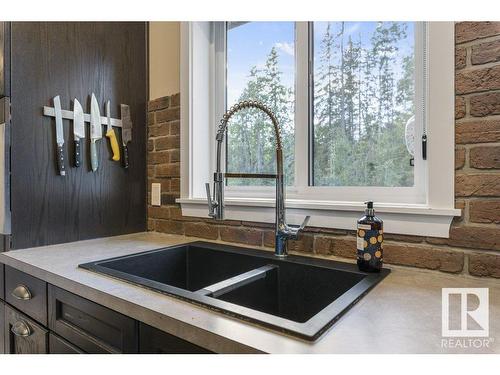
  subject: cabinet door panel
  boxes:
[139,323,212,354]
[48,285,138,353]
[4,305,48,354]
[49,333,84,354]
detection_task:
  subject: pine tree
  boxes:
[313,22,341,185]
[227,47,294,186]
[371,22,407,130]
[343,35,361,141]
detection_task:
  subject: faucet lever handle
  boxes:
[299,216,311,231]
[205,182,216,218]
[287,215,311,240]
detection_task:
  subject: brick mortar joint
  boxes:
[465,45,472,69]
[462,197,500,201]
[460,142,500,149]
[456,90,500,100]
[148,104,180,114]
[452,222,500,230]
[149,135,180,141]
[462,253,470,275]
[149,120,181,126]
[455,33,500,48]
[456,60,500,72]
[455,115,500,125]
[455,168,500,175]
[464,95,471,118]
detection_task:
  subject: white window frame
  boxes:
[178,21,460,238]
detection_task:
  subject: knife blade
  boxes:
[90,93,102,172]
[53,95,66,176]
[120,104,133,169]
[105,100,120,161]
[73,98,85,168]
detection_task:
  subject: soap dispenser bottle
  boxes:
[357,201,383,272]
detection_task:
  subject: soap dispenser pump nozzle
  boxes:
[364,201,375,217]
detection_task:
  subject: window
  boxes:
[223,22,426,204]
[179,22,459,237]
[312,22,415,188]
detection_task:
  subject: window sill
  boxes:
[177,198,461,238]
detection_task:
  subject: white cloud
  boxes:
[345,23,361,36]
[274,41,294,57]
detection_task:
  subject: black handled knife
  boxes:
[120,104,133,169]
[73,98,85,168]
[53,96,66,176]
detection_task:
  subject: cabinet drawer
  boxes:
[0,264,4,301]
[49,333,85,354]
[48,285,138,353]
[139,323,212,354]
[5,266,47,325]
[4,305,48,354]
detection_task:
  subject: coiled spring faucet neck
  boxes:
[216,101,283,150]
[206,100,309,257]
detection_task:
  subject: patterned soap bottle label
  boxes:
[357,226,383,266]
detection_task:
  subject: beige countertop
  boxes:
[0,232,498,354]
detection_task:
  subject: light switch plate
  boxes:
[151,183,161,206]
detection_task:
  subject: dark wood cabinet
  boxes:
[0,263,4,300]
[0,301,4,354]
[48,285,138,353]
[4,304,48,354]
[5,266,48,325]
[2,264,214,355]
[49,333,84,354]
[139,323,212,354]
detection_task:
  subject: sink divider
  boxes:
[194,264,278,298]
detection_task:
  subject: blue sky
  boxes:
[226,22,415,105]
[227,22,296,105]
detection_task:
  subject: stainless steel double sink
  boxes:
[79,241,389,341]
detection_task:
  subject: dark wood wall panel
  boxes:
[10,22,147,249]
[0,22,11,97]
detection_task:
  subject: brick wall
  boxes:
[147,22,500,278]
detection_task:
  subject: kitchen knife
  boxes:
[53,95,66,176]
[120,104,133,169]
[105,100,120,161]
[90,93,102,172]
[73,98,85,168]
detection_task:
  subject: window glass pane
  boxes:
[312,22,415,187]
[226,22,295,186]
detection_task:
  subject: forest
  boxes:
[226,22,415,188]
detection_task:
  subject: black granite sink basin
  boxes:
[214,260,364,323]
[84,243,268,292]
[79,241,389,341]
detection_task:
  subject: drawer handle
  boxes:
[11,284,33,301]
[11,320,32,337]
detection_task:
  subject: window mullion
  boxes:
[213,22,226,177]
[293,22,310,194]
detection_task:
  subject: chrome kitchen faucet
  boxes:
[205,101,310,257]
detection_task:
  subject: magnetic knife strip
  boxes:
[43,106,124,128]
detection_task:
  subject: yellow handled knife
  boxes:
[105,100,120,161]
